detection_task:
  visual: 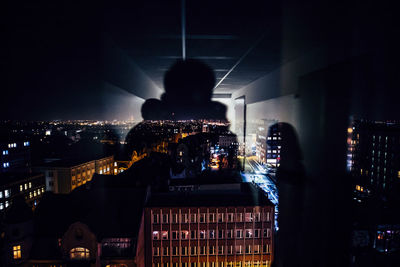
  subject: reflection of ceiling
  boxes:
[105,0,283,93]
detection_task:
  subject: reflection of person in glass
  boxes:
[271,122,305,267]
[123,60,241,186]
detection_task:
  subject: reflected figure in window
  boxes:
[270,122,305,267]
[123,60,241,186]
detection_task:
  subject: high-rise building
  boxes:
[265,125,282,168]
[348,120,400,197]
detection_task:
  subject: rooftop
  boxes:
[147,182,273,207]
[0,172,44,187]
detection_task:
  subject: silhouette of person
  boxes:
[139,59,227,121]
[123,59,239,184]
[271,122,306,267]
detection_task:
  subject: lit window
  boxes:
[0,202,3,210]
[181,230,188,239]
[245,213,253,222]
[28,182,32,189]
[0,191,2,198]
[114,162,117,167]
[13,245,21,259]
[153,231,160,240]
[5,189,10,198]
[2,150,8,155]
[245,229,252,238]
[19,185,23,192]
[99,170,103,174]
[24,184,27,190]
[161,231,168,240]
[5,201,9,208]
[199,230,206,239]
[70,247,90,259]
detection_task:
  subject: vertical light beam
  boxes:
[181,0,186,60]
[214,33,266,90]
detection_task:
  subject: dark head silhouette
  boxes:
[141,59,227,121]
[269,122,303,173]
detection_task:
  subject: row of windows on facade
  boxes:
[0,189,11,198]
[5,142,29,149]
[2,162,10,168]
[2,150,9,155]
[153,212,271,224]
[71,165,113,177]
[153,261,271,267]
[0,200,10,210]
[13,245,90,261]
[266,136,281,140]
[152,229,271,240]
[152,244,271,256]
[19,182,32,191]
[26,187,45,199]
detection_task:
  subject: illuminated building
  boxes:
[35,155,115,193]
[0,137,31,173]
[255,125,268,164]
[138,181,274,267]
[348,120,400,197]
[265,125,282,168]
[0,172,45,212]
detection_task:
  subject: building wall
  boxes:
[0,173,45,212]
[38,156,115,194]
[143,206,274,267]
[1,140,31,173]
